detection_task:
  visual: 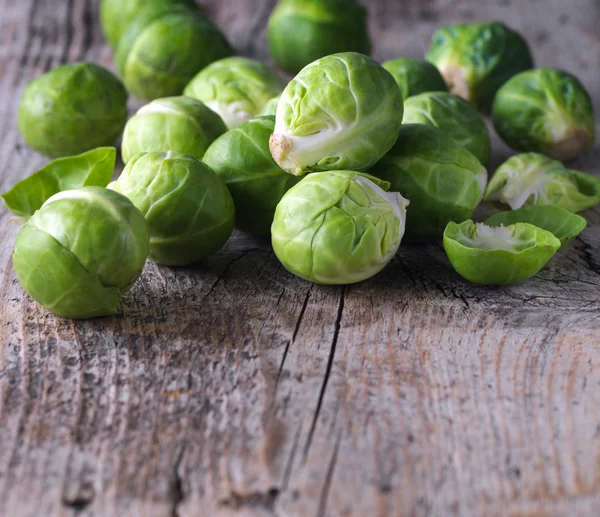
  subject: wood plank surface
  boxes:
[1,1,599,516]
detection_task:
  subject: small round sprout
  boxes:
[13,187,149,319]
[18,63,128,158]
[402,92,491,165]
[443,220,560,285]
[267,0,371,75]
[116,6,232,100]
[258,94,282,117]
[382,58,448,100]
[492,68,595,161]
[272,171,408,285]
[426,22,533,112]
[184,57,285,129]
[121,97,227,164]
[270,52,403,176]
[484,153,600,213]
[203,116,300,236]
[485,206,587,245]
[111,151,235,266]
[370,124,487,239]
[100,0,197,50]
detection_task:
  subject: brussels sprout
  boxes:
[426,22,533,112]
[402,92,491,165]
[203,116,300,236]
[121,97,227,163]
[258,94,282,117]
[267,0,371,75]
[272,170,408,285]
[18,63,128,158]
[270,52,403,176]
[184,57,285,129]
[116,6,232,100]
[486,206,586,245]
[2,147,116,220]
[382,58,448,100]
[484,153,600,212]
[111,151,235,266]
[492,68,595,161]
[13,187,149,319]
[100,0,197,50]
[370,124,487,239]
[443,220,560,285]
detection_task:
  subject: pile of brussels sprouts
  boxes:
[4,0,599,320]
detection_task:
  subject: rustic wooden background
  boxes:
[1,1,599,516]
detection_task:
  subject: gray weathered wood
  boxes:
[1,1,599,516]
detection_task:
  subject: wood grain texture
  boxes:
[1,1,599,516]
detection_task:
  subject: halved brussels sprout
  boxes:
[111,151,235,266]
[100,0,197,50]
[203,116,300,236]
[258,94,282,117]
[370,124,487,239]
[13,187,149,319]
[426,22,533,112]
[486,206,586,245]
[444,220,560,284]
[484,153,600,212]
[2,147,116,220]
[116,6,232,100]
[267,0,371,75]
[492,68,595,161]
[402,91,490,165]
[18,63,128,158]
[121,97,227,163]
[184,57,285,129]
[270,52,403,176]
[382,58,448,100]
[272,170,408,284]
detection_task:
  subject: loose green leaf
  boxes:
[486,206,587,244]
[2,147,116,220]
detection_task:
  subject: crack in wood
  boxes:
[316,429,343,517]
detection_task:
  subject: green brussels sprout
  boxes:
[258,94,282,117]
[13,187,149,319]
[485,206,586,245]
[370,124,487,239]
[116,6,232,100]
[426,22,533,112]
[121,97,227,164]
[203,116,300,236]
[402,92,491,165]
[443,220,560,285]
[484,153,600,213]
[270,52,403,176]
[267,0,371,75]
[18,63,128,158]
[382,58,448,100]
[272,170,408,285]
[111,151,235,266]
[184,57,285,129]
[492,68,595,161]
[100,0,197,50]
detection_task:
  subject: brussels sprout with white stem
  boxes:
[270,52,403,176]
[13,187,149,319]
[370,124,487,239]
[258,94,282,117]
[443,220,560,285]
[121,97,227,163]
[492,68,595,161]
[111,151,235,266]
[484,153,600,213]
[184,57,285,129]
[382,58,448,100]
[272,170,408,285]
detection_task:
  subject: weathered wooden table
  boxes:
[1,1,599,516]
